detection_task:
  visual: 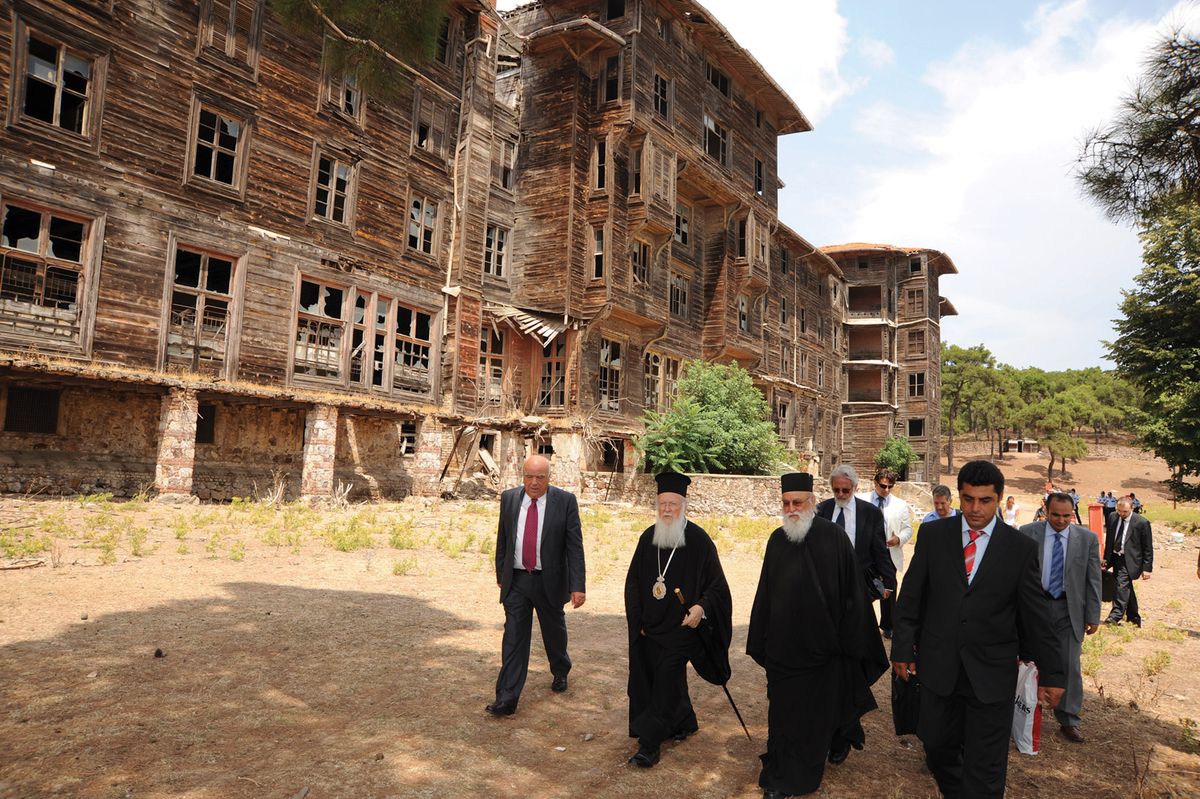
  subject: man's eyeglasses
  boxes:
[875,481,894,490]
[831,486,854,495]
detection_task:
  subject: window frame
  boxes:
[631,238,650,284]
[483,222,510,279]
[184,93,253,199]
[669,271,690,319]
[908,371,926,398]
[653,72,672,121]
[158,233,246,380]
[406,190,441,257]
[478,325,505,406]
[8,19,109,151]
[308,145,358,228]
[0,194,103,355]
[197,0,265,77]
[703,111,729,167]
[598,337,623,412]
[539,336,567,410]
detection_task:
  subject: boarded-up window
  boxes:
[166,245,235,375]
[3,386,59,433]
[646,138,675,206]
[0,202,87,346]
[908,329,926,356]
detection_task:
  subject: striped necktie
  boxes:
[964,529,983,579]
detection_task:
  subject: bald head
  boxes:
[522,454,551,499]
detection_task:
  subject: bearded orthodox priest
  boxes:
[747,472,890,798]
[624,471,733,768]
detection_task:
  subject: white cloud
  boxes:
[827,1,1200,369]
[857,35,896,69]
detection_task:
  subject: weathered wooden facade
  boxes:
[821,243,958,482]
[0,0,940,501]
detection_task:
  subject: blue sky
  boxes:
[498,1,1200,370]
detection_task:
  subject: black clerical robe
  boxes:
[624,521,733,750]
[746,518,889,796]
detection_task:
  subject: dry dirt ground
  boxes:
[1,444,1199,799]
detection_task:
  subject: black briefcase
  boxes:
[891,671,920,736]
[1102,569,1117,603]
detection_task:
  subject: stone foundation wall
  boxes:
[192,403,305,501]
[333,414,417,501]
[0,385,159,497]
[579,472,835,516]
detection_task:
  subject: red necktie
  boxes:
[964,529,983,578]
[522,499,539,571]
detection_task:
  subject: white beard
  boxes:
[781,509,816,544]
[653,515,687,549]
[835,498,853,510]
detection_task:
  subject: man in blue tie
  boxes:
[1019,492,1102,742]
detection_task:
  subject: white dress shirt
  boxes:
[515,493,546,570]
[833,500,857,547]
[962,515,998,584]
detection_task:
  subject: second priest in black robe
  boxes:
[747,472,889,797]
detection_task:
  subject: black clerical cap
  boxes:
[781,472,813,493]
[655,471,691,496]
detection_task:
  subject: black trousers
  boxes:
[628,634,700,751]
[919,665,1013,799]
[1106,561,1141,625]
[878,595,893,632]
[495,570,570,705]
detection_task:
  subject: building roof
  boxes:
[820,242,959,276]
[776,223,844,278]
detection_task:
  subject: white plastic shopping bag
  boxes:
[1011,660,1041,755]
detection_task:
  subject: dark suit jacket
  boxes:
[816,496,896,590]
[495,485,585,605]
[1104,512,1153,578]
[891,516,1064,703]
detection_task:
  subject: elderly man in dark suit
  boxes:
[892,460,1064,798]
[816,464,896,606]
[1020,492,1102,742]
[487,454,586,716]
[1104,496,1153,628]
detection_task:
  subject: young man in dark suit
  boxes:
[815,464,896,605]
[487,454,586,716]
[1104,497,1153,627]
[892,460,1065,798]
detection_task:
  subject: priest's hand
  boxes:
[892,661,917,681]
[1084,623,1099,635]
[682,604,704,628]
[570,592,586,609]
[1039,685,1065,709]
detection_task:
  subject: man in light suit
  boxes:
[1104,497,1153,628]
[892,460,1064,798]
[1020,492,1102,743]
[860,467,912,639]
[817,464,896,603]
[487,454,586,716]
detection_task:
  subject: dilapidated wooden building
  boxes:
[822,243,958,482]
[0,0,939,501]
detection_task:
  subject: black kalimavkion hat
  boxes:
[655,471,691,496]
[781,472,813,493]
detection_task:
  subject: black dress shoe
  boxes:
[551,675,568,693]
[828,743,851,765]
[628,746,660,768]
[485,700,516,716]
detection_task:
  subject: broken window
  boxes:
[598,338,622,412]
[642,351,680,411]
[607,0,625,20]
[294,278,345,379]
[774,398,789,434]
[669,273,689,319]
[643,351,660,410]
[603,55,620,102]
[22,31,92,135]
[494,139,516,190]
[704,113,728,166]
[592,138,607,191]
[484,224,508,277]
[539,337,566,409]
[166,245,235,375]
[631,239,649,284]
[780,296,788,324]
[408,194,438,254]
[192,106,244,186]
[654,73,670,118]
[3,386,59,434]
[399,421,418,454]
[799,307,807,334]
[736,218,747,259]
[313,153,353,224]
[393,303,433,393]
[599,438,624,471]
[630,146,642,196]
[435,15,452,64]
[196,403,217,444]
[738,294,749,331]
[0,202,87,346]
[674,201,689,246]
[754,158,764,195]
[908,418,925,438]
[478,326,504,405]
[592,225,605,279]
[349,291,390,388]
[338,72,361,118]
[705,62,730,96]
[782,345,793,380]
[800,352,809,382]
[780,248,789,274]
[910,257,924,274]
[201,0,262,66]
[818,359,826,388]
[414,93,448,157]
